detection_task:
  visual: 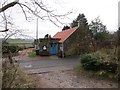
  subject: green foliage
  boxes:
[93,49,117,62]
[103,62,117,73]
[74,64,117,81]
[89,17,109,44]
[28,50,36,57]
[2,43,20,54]
[70,13,88,28]
[64,13,94,56]
[80,51,118,73]
[71,20,78,28]
[94,32,109,41]
[8,39,34,49]
[7,38,33,44]
[80,54,102,71]
[62,25,70,31]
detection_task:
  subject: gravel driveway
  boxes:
[32,70,118,88]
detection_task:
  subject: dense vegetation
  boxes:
[2,39,34,55]
[75,49,118,81]
[2,39,35,88]
[80,50,118,73]
[2,61,35,88]
[61,13,119,81]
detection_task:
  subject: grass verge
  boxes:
[74,64,118,82]
[28,50,36,57]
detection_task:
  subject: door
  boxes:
[49,43,57,55]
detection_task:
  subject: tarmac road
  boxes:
[19,56,80,74]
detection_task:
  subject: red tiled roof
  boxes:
[53,27,79,43]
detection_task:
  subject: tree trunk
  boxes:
[8,51,13,64]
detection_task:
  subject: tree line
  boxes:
[62,13,118,51]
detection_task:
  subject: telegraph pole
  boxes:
[35,18,40,55]
[36,18,38,39]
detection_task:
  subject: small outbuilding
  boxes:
[34,38,60,56]
[34,25,93,57]
[53,26,79,57]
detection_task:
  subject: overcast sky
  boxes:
[0,0,119,39]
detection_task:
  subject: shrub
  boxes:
[80,53,118,73]
[17,46,24,51]
[102,62,118,73]
[80,54,102,71]
[2,43,20,54]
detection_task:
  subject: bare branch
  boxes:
[0,29,9,32]
[0,1,18,13]
[19,3,45,20]
[0,0,72,28]
[34,1,53,13]
[3,12,7,29]
[18,3,27,20]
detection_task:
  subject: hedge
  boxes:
[2,43,20,54]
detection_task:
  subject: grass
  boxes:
[7,38,33,43]
[28,51,36,57]
[74,63,118,82]
[74,64,97,78]
[7,38,34,49]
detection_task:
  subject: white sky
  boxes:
[0,0,119,39]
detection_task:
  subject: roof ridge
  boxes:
[53,26,79,43]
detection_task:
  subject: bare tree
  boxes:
[0,12,23,42]
[0,0,72,87]
[0,0,72,64]
[0,0,72,29]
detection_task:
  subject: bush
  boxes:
[81,54,102,71]
[2,42,28,55]
[103,62,118,73]
[80,54,118,73]
[2,43,20,54]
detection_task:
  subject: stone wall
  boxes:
[64,27,94,56]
